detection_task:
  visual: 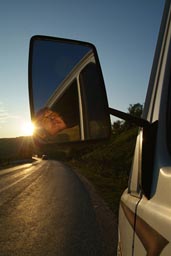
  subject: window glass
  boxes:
[79,62,110,139]
[51,79,81,141]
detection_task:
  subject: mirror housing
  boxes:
[29,35,111,144]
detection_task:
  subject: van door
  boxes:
[118,130,143,255]
[133,0,171,254]
[118,1,171,255]
[133,6,171,256]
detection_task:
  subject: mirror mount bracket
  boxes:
[108,107,149,128]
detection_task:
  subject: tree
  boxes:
[112,120,124,134]
[128,103,143,118]
[112,103,143,133]
[124,103,143,130]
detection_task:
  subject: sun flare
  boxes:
[21,121,35,136]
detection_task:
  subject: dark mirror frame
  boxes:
[28,35,111,144]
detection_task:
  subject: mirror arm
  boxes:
[108,107,149,128]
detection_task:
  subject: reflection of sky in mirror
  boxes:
[32,40,91,111]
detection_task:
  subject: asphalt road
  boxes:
[0,160,115,256]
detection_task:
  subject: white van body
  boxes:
[118,0,171,255]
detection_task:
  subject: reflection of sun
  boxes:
[21,121,35,136]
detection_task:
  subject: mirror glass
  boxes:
[29,36,111,144]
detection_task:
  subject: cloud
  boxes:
[0,103,8,123]
[0,102,20,124]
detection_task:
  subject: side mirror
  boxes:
[29,35,111,144]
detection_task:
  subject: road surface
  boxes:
[0,160,116,255]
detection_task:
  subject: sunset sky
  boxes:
[0,0,165,138]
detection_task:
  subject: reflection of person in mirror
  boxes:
[35,108,67,138]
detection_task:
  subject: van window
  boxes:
[52,79,81,131]
[79,62,110,139]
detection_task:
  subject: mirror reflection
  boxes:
[29,37,110,143]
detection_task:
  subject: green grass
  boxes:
[68,127,138,215]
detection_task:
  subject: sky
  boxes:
[0,0,165,138]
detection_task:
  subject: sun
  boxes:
[21,121,35,136]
